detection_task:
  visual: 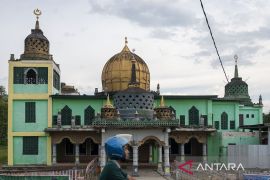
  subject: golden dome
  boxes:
[101,38,150,93]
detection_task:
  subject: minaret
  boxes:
[259,95,263,105]
[157,83,160,95]
[224,54,251,105]
[234,54,239,78]
[8,9,61,166]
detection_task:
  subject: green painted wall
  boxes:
[13,100,48,132]
[14,84,48,94]
[155,99,211,125]
[13,136,47,165]
[52,99,105,125]
[239,106,262,125]
[207,132,222,162]
[212,101,238,131]
[221,133,259,146]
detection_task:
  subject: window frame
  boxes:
[25,102,36,123]
[23,136,38,155]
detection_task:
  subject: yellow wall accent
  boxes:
[10,61,53,67]
[47,64,53,128]
[13,94,49,100]
[8,62,14,165]
[12,132,47,136]
[47,136,52,165]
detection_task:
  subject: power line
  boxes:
[199,0,229,83]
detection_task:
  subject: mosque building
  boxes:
[7,10,263,176]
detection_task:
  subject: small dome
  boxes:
[225,77,249,98]
[20,19,51,60]
[224,57,251,105]
[101,38,150,93]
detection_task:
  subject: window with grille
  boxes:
[14,67,24,84]
[25,102,36,123]
[189,106,199,125]
[230,120,235,129]
[61,105,72,125]
[221,112,228,130]
[13,67,48,84]
[180,115,185,126]
[23,136,38,155]
[215,121,219,130]
[84,106,95,125]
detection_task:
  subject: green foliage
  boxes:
[0,145,7,164]
[0,85,7,145]
[263,112,270,123]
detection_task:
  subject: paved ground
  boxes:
[126,168,167,180]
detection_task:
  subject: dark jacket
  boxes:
[99,160,128,180]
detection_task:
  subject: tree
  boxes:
[263,112,270,123]
[0,86,7,145]
[0,86,6,96]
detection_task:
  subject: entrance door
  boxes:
[184,137,203,162]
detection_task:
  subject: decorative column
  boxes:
[75,144,80,165]
[57,111,61,128]
[164,128,171,176]
[100,128,106,170]
[180,143,185,162]
[71,116,75,128]
[132,145,139,177]
[52,144,57,165]
[203,143,207,162]
[149,144,152,163]
[157,145,163,172]
[164,146,170,176]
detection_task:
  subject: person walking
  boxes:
[99,134,135,180]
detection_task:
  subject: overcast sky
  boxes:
[1,0,270,113]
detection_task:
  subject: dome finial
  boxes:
[33,8,42,29]
[104,94,113,108]
[128,49,140,87]
[160,96,165,107]
[125,37,128,45]
[234,54,239,78]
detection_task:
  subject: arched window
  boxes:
[25,68,37,84]
[61,105,72,125]
[189,106,199,125]
[221,112,228,130]
[84,106,95,125]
